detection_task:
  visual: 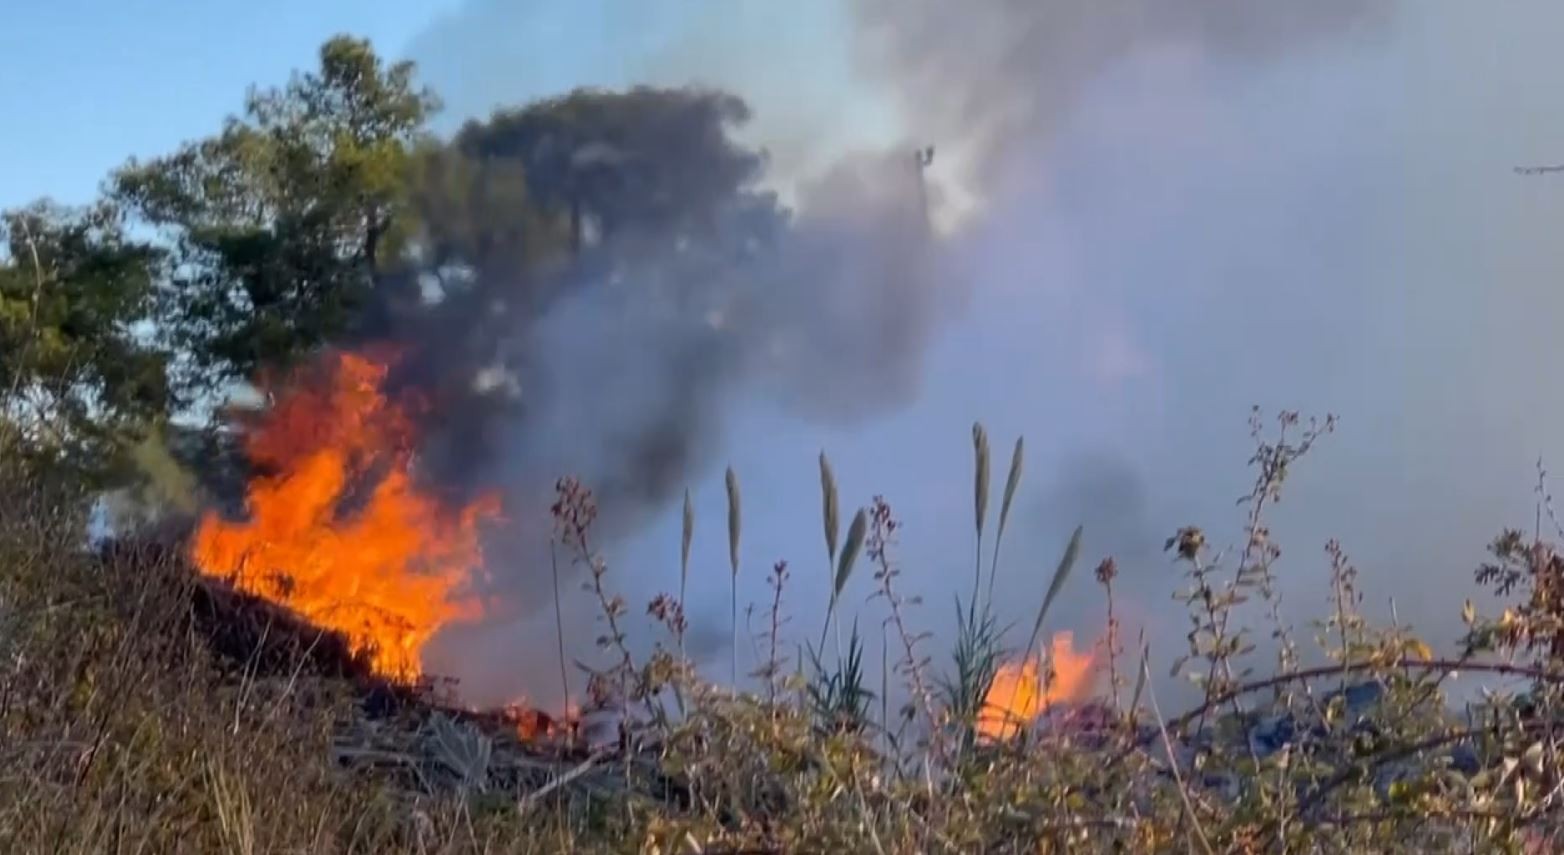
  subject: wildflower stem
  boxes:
[550,539,570,710]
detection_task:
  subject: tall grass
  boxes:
[7,413,1564,852]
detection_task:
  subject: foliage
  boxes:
[940,596,1004,751]
[112,36,438,393]
[392,83,782,347]
[116,34,786,395]
[5,34,797,507]
[448,85,775,258]
[0,201,169,486]
[805,620,875,737]
[95,37,792,525]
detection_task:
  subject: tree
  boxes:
[108,36,790,517]
[112,35,438,395]
[456,87,770,250]
[0,201,170,486]
[388,85,784,329]
[375,87,788,498]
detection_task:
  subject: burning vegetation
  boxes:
[977,631,1097,742]
[179,346,1106,745]
[13,398,1564,852]
[12,27,1564,854]
[190,350,503,681]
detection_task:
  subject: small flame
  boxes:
[190,350,502,681]
[977,631,1097,741]
[502,699,581,742]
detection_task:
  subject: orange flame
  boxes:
[190,350,502,681]
[501,699,581,742]
[977,631,1097,741]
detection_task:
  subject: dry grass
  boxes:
[6,413,1564,853]
[0,475,616,853]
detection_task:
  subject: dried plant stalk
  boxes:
[820,507,868,651]
[972,422,991,607]
[726,466,741,684]
[1025,525,1084,657]
[820,451,840,562]
[680,488,694,605]
[987,436,1024,604]
[726,467,741,578]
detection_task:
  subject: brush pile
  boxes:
[91,534,670,807]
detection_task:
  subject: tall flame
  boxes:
[190,350,502,681]
[977,631,1097,741]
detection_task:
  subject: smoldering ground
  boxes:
[406,2,1564,712]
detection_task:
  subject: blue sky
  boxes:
[0,0,894,211]
[406,0,900,190]
[0,0,460,208]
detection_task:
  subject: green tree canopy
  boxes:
[112,35,783,401]
[453,87,771,249]
[0,201,169,486]
[112,35,439,395]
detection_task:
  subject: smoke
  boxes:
[401,143,948,704]
[402,1,1564,711]
[748,149,947,423]
[389,6,946,704]
[852,0,1391,197]
[838,0,1564,710]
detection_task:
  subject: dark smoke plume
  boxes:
[344,85,948,669]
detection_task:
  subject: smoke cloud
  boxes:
[852,0,1390,195]
[401,1,1564,712]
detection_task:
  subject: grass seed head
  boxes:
[820,451,840,562]
[973,422,991,538]
[726,466,741,577]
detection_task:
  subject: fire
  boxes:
[501,700,581,742]
[977,631,1097,741]
[190,350,502,681]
